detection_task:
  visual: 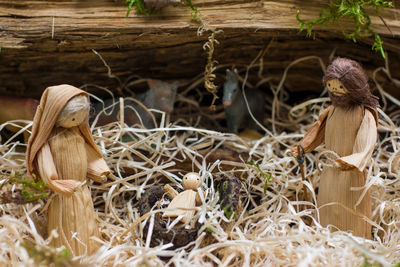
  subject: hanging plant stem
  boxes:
[297,0,393,58]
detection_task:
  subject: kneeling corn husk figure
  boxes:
[293,58,379,239]
[26,85,110,255]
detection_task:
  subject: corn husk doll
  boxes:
[26,85,110,255]
[163,172,203,224]
[294,58,379,239]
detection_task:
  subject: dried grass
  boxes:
[0,54,399,267]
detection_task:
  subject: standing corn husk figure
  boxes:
[294,58,379,239]
[26,85,110,255]
[163,172,203,225]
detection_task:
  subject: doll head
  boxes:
[56,95,90,128]
[27,85,104,175]
[182,172,202,190]
[323,57,379,108]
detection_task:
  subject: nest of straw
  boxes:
[0,55,399,266]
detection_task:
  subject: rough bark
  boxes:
[0,0,399,98]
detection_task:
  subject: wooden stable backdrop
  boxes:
[0,0,399,98]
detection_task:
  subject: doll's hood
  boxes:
[26,84,103,174]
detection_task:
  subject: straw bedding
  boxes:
[0,55,399,266]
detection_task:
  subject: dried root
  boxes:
[198,24,223,110]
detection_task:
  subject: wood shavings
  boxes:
[0,55,399,265]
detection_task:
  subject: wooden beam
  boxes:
[0,0,399,98]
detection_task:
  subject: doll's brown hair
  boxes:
[323,57,379,108]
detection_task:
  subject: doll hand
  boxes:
[291,147,299,158]
[164,184,178,200]
[49,179,81,196]
[100,175,107,183]
[291,145,305,164]
[334,160,355,171]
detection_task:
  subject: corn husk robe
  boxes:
[26,85,110,255]
[162,189,201,224]
[300,105,377,238]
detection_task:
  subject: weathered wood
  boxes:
[0,0,399,98]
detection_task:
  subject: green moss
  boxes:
[184,0,200,21]
[247,161,272,194]
[216,177,237,219]
[126,0,157,16]
[126,0,200,21]
[297,0,393,58]
[222,180,229,192]
[22,242,74,266]
[362,256,378,267]
[223,205,234,219]
[10,173,49,202]
[205,227,213,233]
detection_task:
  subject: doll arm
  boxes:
[85,143,110,183]
[195,191,205,206]
[335,109,377,172]
[37,142,81,196]
[292,106,332,156]
[164,184,179,199]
